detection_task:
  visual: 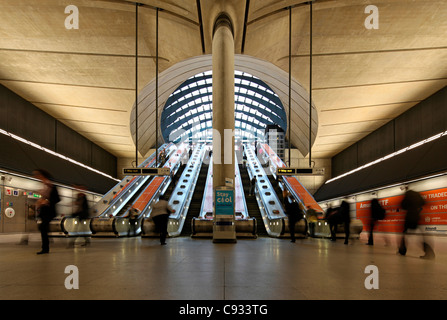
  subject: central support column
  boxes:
[212,13,235,187]
[212,13,236,243]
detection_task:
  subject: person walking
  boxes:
[150,194,174,245]
[249,176,257,196]
[68,188,91,247]
[367,198,386,246]
[33,169,60,255]
[326,201,351,244]
[398,189,435,259]
[284,195,303,243]
[339,200,351,244]
[127,207,140,237]
[306,205,318,237]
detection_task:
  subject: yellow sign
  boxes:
[123,168,141,175]
[277,168,295,175]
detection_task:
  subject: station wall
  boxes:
[0,171,102,234]
[0,84,117,181]
[332,87,447,177]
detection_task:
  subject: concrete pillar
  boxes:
[212,13,235,188]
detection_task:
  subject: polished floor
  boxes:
[0,233,446,300]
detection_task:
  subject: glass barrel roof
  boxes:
[160,70,287,143]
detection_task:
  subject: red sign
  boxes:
[356,187,447,234]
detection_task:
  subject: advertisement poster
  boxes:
[215,189,234,216]
[356,187,447,234]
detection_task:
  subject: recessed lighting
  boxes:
[0,129,119,182]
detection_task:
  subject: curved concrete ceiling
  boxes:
[130,54,317,157]
[0,0,445,160]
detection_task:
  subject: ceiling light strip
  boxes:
[0,129,119,182]
[325,130,447,184]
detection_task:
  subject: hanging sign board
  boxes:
[123,168,170,176]
[277,167,325,176]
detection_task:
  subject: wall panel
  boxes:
[0,84,117,191]
[395,88,447,150]
[56,122,91,166]
[91,143,117,177]
[332,143,358,177]
[332,87,447,177]
[357,121,395,167]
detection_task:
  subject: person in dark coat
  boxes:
[367,198,386,246]
[398,189,435,259]
[285,195,303,243]
[33,169,60,255]
[326,201,351,244]
[249,176,257,196]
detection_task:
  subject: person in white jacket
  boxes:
[150,194,174,245]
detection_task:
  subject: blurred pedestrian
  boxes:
[159,149,166,165]
[398,189,435,259]
[33,169,60,254]
[306,205,318,237]
[282,187,289,206]
[68,187,90,247]
[249,175,256,196]
[285,196,303,243]
[127,207,140,237]
[367,198,386,246]
[326,201,351,244]
[150,194,174,245]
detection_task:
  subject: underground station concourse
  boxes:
[0,0,446,306]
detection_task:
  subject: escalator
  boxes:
[181,161,209,236]
[142,143,206,237]
[91,143,188,237]
[267,174,285,205]
[163,161,187,200]
[52,144,174,236]
[239,164,267,236]
[191,153,255,238]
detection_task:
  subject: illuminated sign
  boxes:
[123,168,170,176]
[277,168,295,175]
[276,167,324,176]
[123,168,141,175]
